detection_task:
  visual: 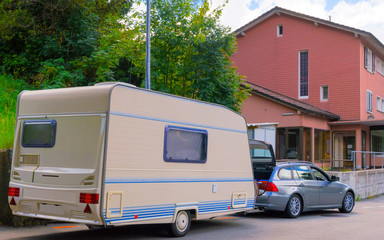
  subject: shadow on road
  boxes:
[238,209,353,219]
[11,219,240,240]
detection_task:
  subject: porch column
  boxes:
[311,128,315,163]
[355,128,362,169]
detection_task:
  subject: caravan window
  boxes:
[164,126,207,163]
[21,120,57,148]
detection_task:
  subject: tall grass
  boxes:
[0,75,32,149]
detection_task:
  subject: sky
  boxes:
[211,0,384,44]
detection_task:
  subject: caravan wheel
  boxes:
[168,210,191,237]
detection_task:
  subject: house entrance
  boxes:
[277,127,311,161]
[333,132,355,168]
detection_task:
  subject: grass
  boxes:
[0,74,32,149]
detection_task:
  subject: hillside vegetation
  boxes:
[0,0,249,149]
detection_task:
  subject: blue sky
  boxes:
[324,0,361,10]
[212,0,384,44]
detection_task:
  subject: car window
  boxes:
[249,141,273,163]
[311,167,329,181]
[292,168,300,180]
[293,166,313,180]
[278,167,292,180]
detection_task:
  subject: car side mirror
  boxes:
[330,175,340,182]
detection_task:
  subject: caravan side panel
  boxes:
[102,86,255,225]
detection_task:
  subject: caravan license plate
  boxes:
[39,204,65,216]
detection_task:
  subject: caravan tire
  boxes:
[168,210,191,237]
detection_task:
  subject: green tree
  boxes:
[0,0,137,87]
[132,0,249,111]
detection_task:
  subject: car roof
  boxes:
[275,161,317,168]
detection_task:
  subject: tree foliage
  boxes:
[132,0,249,111]
[0,0,137,87]
[0,0,248,111]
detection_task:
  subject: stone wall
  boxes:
[0,149,12,223]
[327,169,384,199]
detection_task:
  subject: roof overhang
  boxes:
[248,122,279,128]
[329,119,384,126]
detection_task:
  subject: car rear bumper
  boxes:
[255,192,288,212]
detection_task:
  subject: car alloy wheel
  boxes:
[339,192,354,213]
[285,194,301,218]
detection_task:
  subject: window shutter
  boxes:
[372,53,376,73]
[364,47,368,69]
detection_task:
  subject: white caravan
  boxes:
[8,82,255,237]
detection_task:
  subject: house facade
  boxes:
[232,7,384,169]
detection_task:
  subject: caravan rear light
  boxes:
[8,187,20,197]
[80,193,99,204]
[265,182,279,192]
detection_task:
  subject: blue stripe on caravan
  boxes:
[105,178,254,184]
[110,111,247,134]
[103,199,254,224]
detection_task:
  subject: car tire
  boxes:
[339,191,354,213]
[285,194,302,218]
[168,210,191,237]
[86,224,105,230]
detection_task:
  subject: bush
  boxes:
[0,74,33,149]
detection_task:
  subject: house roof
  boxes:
[234,6,384,55]
[246,82,340,121]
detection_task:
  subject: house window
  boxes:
[320,85,328,101]
[299,51,309,98]
[164,125,207,163]
[314,129,330,163]
[378,96,384,112]
[364,47,375,73]
[367,90,373,113]
[277,25,283,36]
[378,58,384,76]
[381,98,384,112]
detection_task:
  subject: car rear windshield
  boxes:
[250,142,273,162]
[21,120,57,148]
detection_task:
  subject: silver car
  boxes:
[250,140,355,218]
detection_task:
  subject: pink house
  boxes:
[232,7,384,169]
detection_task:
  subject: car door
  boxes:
[311,167,342,206]
[293,165,321,208]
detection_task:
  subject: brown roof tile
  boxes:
[246,82,340,120]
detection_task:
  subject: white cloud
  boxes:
[211,0,384,44]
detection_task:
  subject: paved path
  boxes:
[1,195,384,240]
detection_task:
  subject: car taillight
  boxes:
[8,187,20,197]
[80,193,99,204]
[265,182,278,192]
[258,181,269,191]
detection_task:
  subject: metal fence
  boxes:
[351,151,384,171]
[315,151,384,171]
[315,159,354,171]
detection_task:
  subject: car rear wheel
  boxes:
[285,194,302,218]
[86,224,105,230]
[339,192,354,213]
[168,210,191,237]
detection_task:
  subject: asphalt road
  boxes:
[1,195,384,240]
